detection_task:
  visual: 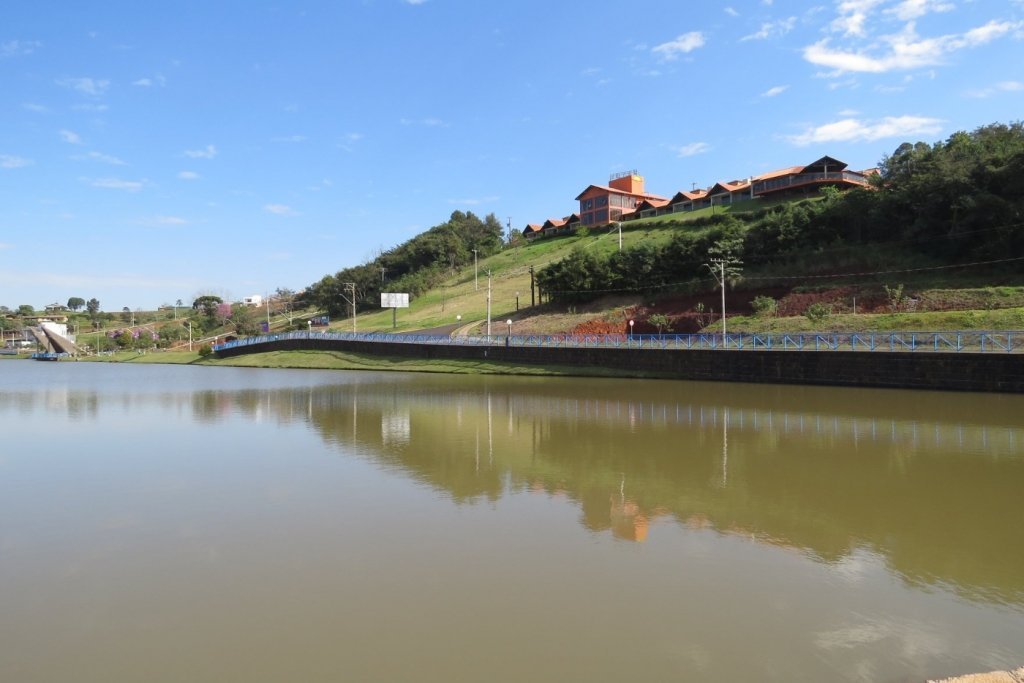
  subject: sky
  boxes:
[2,0,1023,311]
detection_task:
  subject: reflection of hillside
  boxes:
[10,370,1018,606]
[200,375,1024,608]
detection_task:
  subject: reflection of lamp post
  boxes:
[506,319,512,340]
[188,321,192,351]
[629,319,634,341]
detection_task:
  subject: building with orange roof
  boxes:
[751,156,873,197]
[522,223,543,240]
[575,171,667,227]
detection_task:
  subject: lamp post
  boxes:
[188,321,192,351]
[506,319,512,347]
[472,249,478,290]
[629,319,634,341]
[307,320,312,338]
[515,291,520,312]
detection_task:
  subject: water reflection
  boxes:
[4,370,1022,610]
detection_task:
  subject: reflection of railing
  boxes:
[215,330,1023,354]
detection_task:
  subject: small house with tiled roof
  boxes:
[523,223,543,240]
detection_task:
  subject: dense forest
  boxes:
[299,211,504,317]
[536,122,1024,304]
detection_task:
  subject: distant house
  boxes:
[242,295,263,307]
[750,156,874,198]
[523,223,543,240]
[44,302,67,313]
[576,172,667,227]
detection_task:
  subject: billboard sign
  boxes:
[380,293,409,308]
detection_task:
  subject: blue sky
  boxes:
[2,0,1022,311]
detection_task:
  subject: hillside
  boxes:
[303,122,1024,337]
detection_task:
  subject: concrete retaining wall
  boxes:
[215,337,1024,393]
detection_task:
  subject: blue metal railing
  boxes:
[213,330,1023,354]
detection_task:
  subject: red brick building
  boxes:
[575,171,667,227]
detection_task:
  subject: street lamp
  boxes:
[307,320,312,337]
[629,319,634,341]
[472,249,479,290]
[515,291,520,311]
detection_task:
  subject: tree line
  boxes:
[298,211,505,316]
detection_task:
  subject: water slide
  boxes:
[27,324,82,355]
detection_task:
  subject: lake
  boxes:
[1,361,1022,682]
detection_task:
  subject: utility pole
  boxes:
[529,265,535,307]
[265,295,270,331]
[708,258,741,339]
[472,249,478,290]
[340,282,357,333]
[616,222,622,252]
[506,216,512,244]
[486,270,492,338]
[380,266,386,285]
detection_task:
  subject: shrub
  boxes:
[197,343,213,357]
[805,303,831,324]
[750,295,777,317]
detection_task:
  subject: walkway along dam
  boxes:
[213,331,1024,394]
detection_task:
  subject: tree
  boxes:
[192,295,223,319]
[67,297,86,311]
[647,313,672,335]
[17,304,34,317]
[86,298,101,316]
[121,306,132,323]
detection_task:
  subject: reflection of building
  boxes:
[610,497,649,542]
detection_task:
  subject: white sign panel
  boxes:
[380,292,409,308]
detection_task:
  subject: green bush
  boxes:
[750,296,777,317]
[197,343,213,357]
[805,303,831,324]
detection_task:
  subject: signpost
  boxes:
[380,293,410,329]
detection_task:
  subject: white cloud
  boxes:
[674,142,711,157]
[80,151,127,165]
[87,177,146,192]
[964,80,1024,98]
[829,0,885,37]
[56,76,110,96]
[272,135,306,143]
[447,196,499,206]
[786,115,943,146]
[184,144,218,159]
[59,129,83,145]
[405,0,427,4]
[724,7,739,17]
[885,0,954,21]
[1,155,34,169]
[0,242,12,249]
[1,40,42,58]
[22,102,48,113]
[399,117,447,127]
[742,16,797,41]
[264,204,297,215]
[762,85,789,97]
[131,75,165,87]
[804,20,1023,73]
[652,32,706,60]
[153,215,188,225]
[178,171,200,180]
[73,103,109,112]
